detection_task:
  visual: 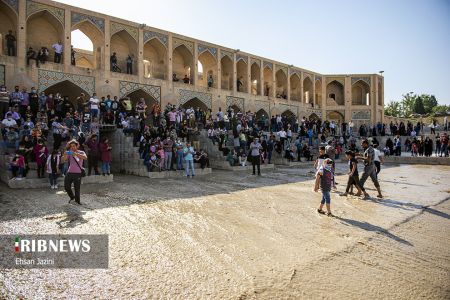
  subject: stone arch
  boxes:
[0,0,18,55]
[290,73,301,101]
[250,62,261,95]
[236,59,248,93]
[198,50,217,88]
[71,19,104,69]
[309,113,320,121]
[281,109,296,125]
[352,80,370,105]
[125,88,158,114]
[26,10,64,57]
[256,109,269,121]
[110,29,138,74]
[378,80,383,106]
[43,80,89,108]
[327,111,345,123]
[275,69,287,99]
[229,104,241,113]
[326,80,344,106]
[173,44,194,84]
[303,76,313,105]
[263,66,273,96]
[181,97,209,112]
[315,80,322,108]
[143,38,167,80]
[221,55,233,90]
[76,55,94,69]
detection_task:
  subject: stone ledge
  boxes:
[383,156,450,165]
[146,168,212,178]
[212,163,275,171]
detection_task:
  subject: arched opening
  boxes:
[352,80,370,105]
[198,50,217,88]
[173,44,193,84]
[229,104,241,113]
[309,113,320,121]
[282,109,296,125]
[71,20,104,69]
[263,66,273,97]
[303,77,313,106]
[275,70,287,99]
[236,59,248,93]
[110,30,138,75]
[181,97,209,113]
[143,38,167,80]
[256,109,269,122]
[250,62,261,96]
[290,74,301,101]
[27,11,64,61]
[125,89,158,115]
[378,81,383,106]
[221,55,233,90]
[327,111,344,123]
[315,80,322,108]
[326,80,344,106]
[0,1,17,56]
[42,80,88,108]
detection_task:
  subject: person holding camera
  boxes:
[250,137,262,176]
[62,139,87,205]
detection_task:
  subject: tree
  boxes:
[431,105,450,115]
[384,101,401,117]
[422,95,438,114]
[413,96,425,114]
[400,93,416,117]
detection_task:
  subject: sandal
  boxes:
[317,209,326,215]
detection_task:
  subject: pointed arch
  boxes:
[236,59,248,93]
[352,80,370,105]
[326,80,344,106]
[327,111,345,123]
[221,55,233,90]
[43,80,89,108]
[110,29,138,74]
[263,66,273,96]
[71,19,105,69]
[125,88,158,114]
[143,37,167,80]
[275,69,287,99]
[309,113,320,121]
[290,73,301,101]
[0,1,18,55]
[251,62,261,95]
[303,76,313,105]
[181,97,209,112]
[256,109,269,121]
[173,44,194,84]
[26,10,64,55]
[198,50,217,88]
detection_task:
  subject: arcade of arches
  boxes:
[0,0,384,125]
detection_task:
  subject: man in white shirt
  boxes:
[373,143,384,176]
[89,93,100,119]
[52,41,63,63]
[277,128,287,150]
[348,120,354,136]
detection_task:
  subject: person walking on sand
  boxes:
[356,139,383,199]
[314,158,334,217]
[341,150,363,197]
[62,139,87,205]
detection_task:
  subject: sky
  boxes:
[60,0,450,105]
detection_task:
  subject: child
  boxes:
[314,146,329,170]
[46,149,60,189]
[341,150,362,197]
[314,158,334,216]
[10,153,25,180]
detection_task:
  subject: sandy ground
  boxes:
[0,163,449,299]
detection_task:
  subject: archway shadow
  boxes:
[334,216,413,246]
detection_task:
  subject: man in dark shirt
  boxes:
[356,139,383,199]
[5,30,16,56]
[26,47,39,67]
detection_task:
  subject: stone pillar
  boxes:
[372,75,378,125]
[104,21,111,72]
[247,58,251,94]
[344,76,352,122]
[287,69,291,102]
[17,0,27,69]
[271,66,276,98]
[194,41,198,86]
[312,76,316,107]
[259,59,264,96]
[232,53,237,93]
[63,8,71,67]
[217,49,221,90]
[321,79,326,120]
[137,29,144,79]
[300,72,304,104]
[168,33,173,84]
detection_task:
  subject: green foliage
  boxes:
[414,97,425,114]
[431,105,450,115]
[385,93,441,117]
[384,101,402,117]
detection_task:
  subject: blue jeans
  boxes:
[321,191,331,204]
[91,108,99,119]
[165,152,173,170]
[49,173,58,186]
[176,152,184,170]
[185,160,195,176]
[101,162,110,174]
